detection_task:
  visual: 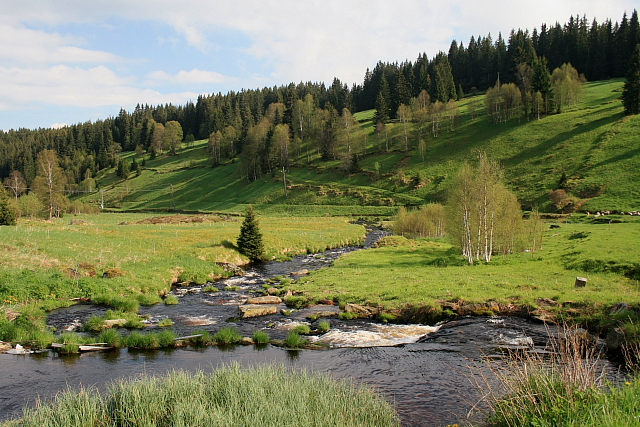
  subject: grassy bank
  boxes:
[1,364,400,427]
[292,218,640,310]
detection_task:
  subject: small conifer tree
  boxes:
[0,189,17,226]
[237,206,264,261]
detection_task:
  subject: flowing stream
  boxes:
[0,228,621,426]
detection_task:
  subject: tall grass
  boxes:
[472,325,638,427]
[4,364,400,427]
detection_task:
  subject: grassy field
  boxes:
[71,79,640,215]
[0,213,365,307]
[290,217,640,318]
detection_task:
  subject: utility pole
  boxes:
[100,189,104,210]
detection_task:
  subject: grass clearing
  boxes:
[2,364,399,427]
[292,220,640,314]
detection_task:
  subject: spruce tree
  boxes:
[237,206,264,261]
[0,189,17,226]
[623,44,640,115]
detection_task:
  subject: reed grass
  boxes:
[471,325,639,427]
[2,364,400,427]
[212,327,241,345]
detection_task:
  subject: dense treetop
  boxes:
[1,10,638,192]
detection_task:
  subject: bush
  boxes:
[163,295,179,305]
[292,324,311,335]
[158,318,174,327]
[137,294,162,306]
[284,295,308,309]
[317,321,331,333]
[252,330,270,344]
[213,327,241,345]
[283,331,308,348]
[98,329,123,348]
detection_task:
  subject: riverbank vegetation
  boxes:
[0,364,400,427]
[473,327,640,427]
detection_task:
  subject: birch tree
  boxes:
[446,154,523,264]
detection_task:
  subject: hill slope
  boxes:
[77,79,639,215]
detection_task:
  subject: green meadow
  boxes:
[73,79,640,215]
[292,219,640,314]
[0,213,365,306]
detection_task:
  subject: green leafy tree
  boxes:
[237,206,265,261]
[31,149,68,219]
[623,44,640,115]
[0,187,17,226]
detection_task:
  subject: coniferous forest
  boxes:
[1,11,639,199]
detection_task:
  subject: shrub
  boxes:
[317,321,331,333]
[98,329,123,348]
[137,294,162,306]
[283,331,308,349]
[284,295,308,309]
[188,330,212,345]
[339,311,358,320]
[213,327,241,345]
[292,324,311,335]
[164,295,179,305]
[158,318,174,327]
[252,330,270,344]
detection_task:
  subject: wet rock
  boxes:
[345,303,376,317]
[103,319,127,327]
[292,269,309,276]
[238,304,278,319]
[606,327,626,351]
[240,337,254,345]
[0,342,11,352]
[575,277,588,287]
[216,262,245,276]
[267,288,280,295]
[246,296,282,304]
[610,302,629,314]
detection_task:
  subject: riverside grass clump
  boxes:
[2,364,400,427]
[472,325,640,427]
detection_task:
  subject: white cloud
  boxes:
[0,65,198,109]
[0,22,123,65]
[50,123,67,129]
[146,69,231,86]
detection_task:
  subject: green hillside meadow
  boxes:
[75,79,639,215]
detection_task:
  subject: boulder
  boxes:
[267,287,280,295]
[575,277,588,287]
[238,304,278,319]
[610,302,629,314]
[247,296,282,304]
[292,269,309,276]
[344,303,375,317]
[103,319,127,327]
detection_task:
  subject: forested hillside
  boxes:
[2,10,640,216]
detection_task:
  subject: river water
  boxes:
[0,228,618,426]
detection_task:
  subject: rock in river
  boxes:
[246,296,282,304]
[238,304,278,318]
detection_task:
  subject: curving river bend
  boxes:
[0,229,614,426]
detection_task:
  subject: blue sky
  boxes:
[1,0,636,131]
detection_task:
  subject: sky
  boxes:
[1,0,637,131]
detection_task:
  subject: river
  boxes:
[0,228,615,426]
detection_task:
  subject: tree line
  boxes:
[1,10,638,207]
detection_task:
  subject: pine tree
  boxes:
[0,188,17,226]
[237,206,265,261]
[623,44,640,115]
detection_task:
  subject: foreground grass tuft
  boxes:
[4,364,399,427]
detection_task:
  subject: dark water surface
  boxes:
[0,228,620,426]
